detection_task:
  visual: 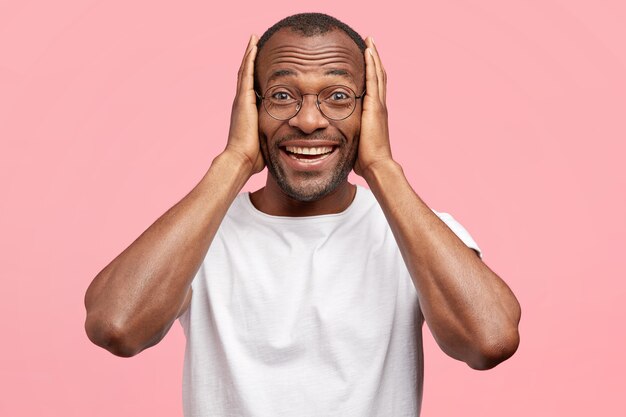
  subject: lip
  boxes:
[278,143,340,172]
[279,139,342,148]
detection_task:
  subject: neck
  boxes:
[250,177,357,217]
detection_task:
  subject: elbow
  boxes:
[468,294,522,370]
[84,314,144,358]
[467,328,520,370]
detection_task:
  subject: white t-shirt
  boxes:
[179,185,480,417]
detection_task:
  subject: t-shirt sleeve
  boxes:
[432,210,482,258]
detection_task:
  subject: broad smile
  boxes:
[284,145,335,162]
[278,143,341,170]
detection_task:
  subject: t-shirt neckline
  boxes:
[241,185,365,223]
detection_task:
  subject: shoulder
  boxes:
[432,210,483,258]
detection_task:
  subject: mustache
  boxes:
[276,132,347,146]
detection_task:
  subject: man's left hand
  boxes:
[354,37,394,178]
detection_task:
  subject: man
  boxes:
[85,13,521,416]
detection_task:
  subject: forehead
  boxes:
[256,28,365,91]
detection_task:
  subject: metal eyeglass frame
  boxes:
[255,85,366,121]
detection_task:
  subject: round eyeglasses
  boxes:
[255,85,366,121]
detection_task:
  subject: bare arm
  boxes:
[365,162,520,369]
[357,38,520,370]
[84,36,264,357]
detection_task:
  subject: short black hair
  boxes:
[255,13,366,93]
[257,12,366,55]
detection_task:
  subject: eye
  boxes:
[320,87,353,103]
[330,91,349,101]
[271,91,293,101]
[266,86,299,104]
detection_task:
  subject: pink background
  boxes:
[1,1,624,416]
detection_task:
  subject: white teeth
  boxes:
[285,146,333,155]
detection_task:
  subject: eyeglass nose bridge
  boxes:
[293,93,323,118]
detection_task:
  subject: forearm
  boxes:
[84,150,253,356]
[363,160,521,369]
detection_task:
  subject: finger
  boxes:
[240,40,258,94]
[370,38,387,92]
[368,37,386,103]
[237,35,257,92]
[236,35,256,92]
[364,46,379,107]
[370,38,387,83]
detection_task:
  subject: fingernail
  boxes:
[371,37,375,45]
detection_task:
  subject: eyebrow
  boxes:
[268,69,295,82]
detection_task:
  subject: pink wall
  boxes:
[1,1,624,415]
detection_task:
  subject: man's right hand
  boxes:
[225,35,265,176]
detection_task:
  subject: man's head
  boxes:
[254,13,366,202]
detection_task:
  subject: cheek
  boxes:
[341,112,362,143]
[258,111,280,141]
[353,115,362,136]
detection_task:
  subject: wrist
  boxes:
[200,150,255,195]
[218,148,258,179]
[361,158,403,185]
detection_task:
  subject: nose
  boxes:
[288,94,329,134]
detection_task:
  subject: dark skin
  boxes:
[85,29,521,370]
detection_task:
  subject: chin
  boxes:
[277,174,346,202]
